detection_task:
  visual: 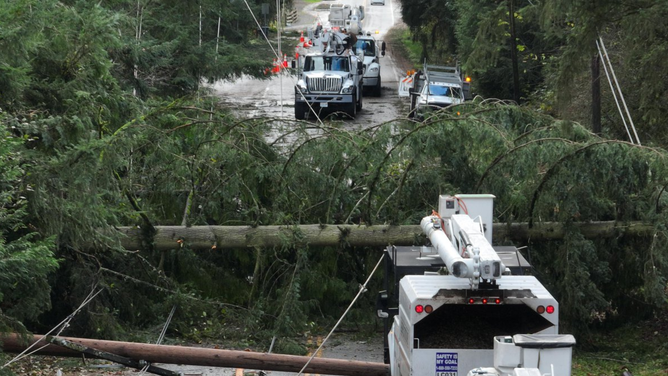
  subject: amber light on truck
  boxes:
[468,298,502,304]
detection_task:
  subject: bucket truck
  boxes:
[328,4,364,35]
[294,27,364,119]
[377,194,576,376]
[354,31,385,97]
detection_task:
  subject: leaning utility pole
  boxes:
[2,334,388,376]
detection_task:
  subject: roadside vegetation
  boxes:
[1,1,668,376]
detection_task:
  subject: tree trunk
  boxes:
[508,0,521,104]
[116,221,654,251]
[592,52,601,134]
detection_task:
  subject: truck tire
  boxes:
[408,94,417,119]
[345,98,357,118]
[295,102,307,120]
[374,76,382,97]
[356,91,363,111]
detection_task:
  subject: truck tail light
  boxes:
[537,305,555,314]
[468,298,475,304]
[481,298,488,305]
[494,298,501,304]
[415,305,433,314]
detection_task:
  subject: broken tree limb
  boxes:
[48,336,178,376]
[116,221,654,251]
[1,334,389,376]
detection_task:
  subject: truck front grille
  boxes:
[308,77,342,93]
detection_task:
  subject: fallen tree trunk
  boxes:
[1,334,389,376]
[117,221,654,251]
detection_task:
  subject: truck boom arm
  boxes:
[420,216,476,279]
[420,198,505,290]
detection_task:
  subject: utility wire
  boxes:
[596,36,641,145]
[295,253,385,376]
[596,39,633,143]
[240,0,325,126]
[242,0,279,60]
[138,305,178,375]
[1,284,104,369]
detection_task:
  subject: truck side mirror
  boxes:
[381,41,386,56]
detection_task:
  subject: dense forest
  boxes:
[1,0,668,371]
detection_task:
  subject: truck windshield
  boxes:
[304,56,350,72]
[354,40,376,57]
[428,84,463,98]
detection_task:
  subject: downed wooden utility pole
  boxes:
[48,336,178,376]
[1,334,389,376]
[116,221,654,251]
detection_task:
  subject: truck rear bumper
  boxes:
[363,76,379,87]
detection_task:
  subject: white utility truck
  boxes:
[398,63,472,119]
[294,28,364,119]
[377,194,576,376]
[354,32,385,96]
[328,4,364,34]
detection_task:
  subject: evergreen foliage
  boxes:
[1,0,668,363]
[399,0,668,145]
[0,129,58,335]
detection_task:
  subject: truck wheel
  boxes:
[295,102,307,120]
[374,76,382,97]
[356,91,363,111]
[345,99,357,118]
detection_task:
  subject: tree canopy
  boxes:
[399,0,668,145]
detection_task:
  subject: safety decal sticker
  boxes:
[435,352,458,376]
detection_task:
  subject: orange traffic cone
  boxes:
[282,54,288,68]
[299,31,304,43]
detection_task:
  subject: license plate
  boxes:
[320,102,328,108]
